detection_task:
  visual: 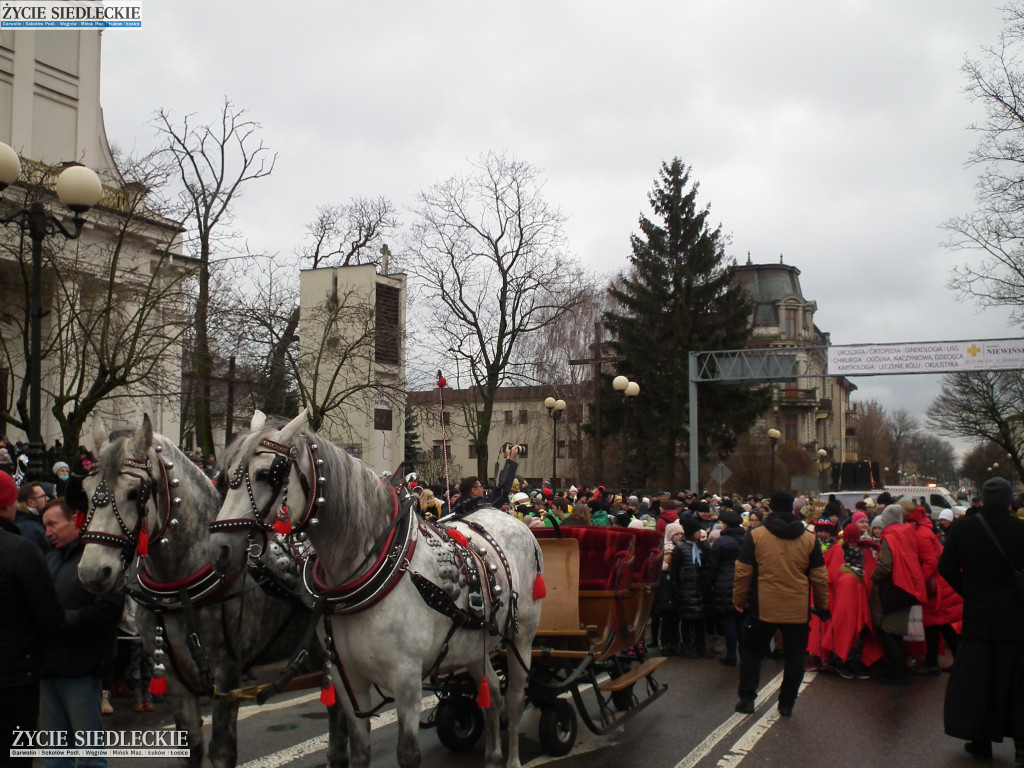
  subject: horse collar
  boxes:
[303,485,415,614]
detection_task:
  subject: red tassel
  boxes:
[74,510,86,530]
[448,528,468,547]
[136,518,150,557]
[149,676,167,695]
[320,683,336,706]
[477,677,491,709]
[274,506,292,535]
[533,573,546,599]
[437,376,447,389]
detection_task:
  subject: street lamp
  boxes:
[613,376,639,488]
[817,448,828,495]
[767,428,781,491]
[544,396,566,488]
[0,142,103,481]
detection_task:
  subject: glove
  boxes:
[811,607,831,621]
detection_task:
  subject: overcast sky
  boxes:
[98,1,1017,453]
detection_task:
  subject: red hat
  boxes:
[0,471,16,508]
[842,523,861,543]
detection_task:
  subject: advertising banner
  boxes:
[827,338,1024,376]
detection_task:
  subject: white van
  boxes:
[884,485,966,519]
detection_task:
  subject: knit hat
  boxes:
[680,517,703,539]
[0,471,16,508]
[769,490,795,515]
[851,510,868,524]
[877,504,904,529]
[664,521,684,542]
[876,492,894,507]
[719,509,743,528]
[52,461,70,475]
[691,500,710,515]
[937,509,955,523]
[814,517,835,530]
[513,492,530,505]
[982,476,1013,508]
[841,523,861,543]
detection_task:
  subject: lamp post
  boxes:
[817,448,828,495]
[0,142,103,481]
[613,375,639,488]
[1009,453,1016,491]
[543,396,566,488]
[767,428,781,491]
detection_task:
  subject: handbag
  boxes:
[903,605,924,642]
[976,514,1024,603]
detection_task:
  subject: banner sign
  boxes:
[827,338,1024,376]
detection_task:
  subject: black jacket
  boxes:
[0,528,64,688]
[937,505,1024,642]
[670,539,706,620]
[451,459,519,517]
[707,526,745,615]
[41,537,123,679]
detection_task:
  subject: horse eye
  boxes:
[126,489,139,502]
[254,469,269,483]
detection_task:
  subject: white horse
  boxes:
[208,409,544,768]
[77,415,347,768]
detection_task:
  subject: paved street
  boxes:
[98,646,1020,768]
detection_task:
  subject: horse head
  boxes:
[78,414,217,593]
[208,409,322,578]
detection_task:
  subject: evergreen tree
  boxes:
[603,159,769,487]
[404,407,422,476]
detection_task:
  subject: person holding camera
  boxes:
[449,444,520,519]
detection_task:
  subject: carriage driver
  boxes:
[447,443,521,520]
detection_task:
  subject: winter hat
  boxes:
[841,523,861,543]
[982,476,1013,508]
[691,500,710,515]
[664,521,684,542]
[0,471,16,508]
[851,510,869,525]
[52,461,70,475]
[680,516,703,539]
[876,492,894,507]
[877,504,904,530]
[937,509,955,523]
[769,490,795,515]
[513,492,530,505]
[814,517,835,530]
[719,509,743,528]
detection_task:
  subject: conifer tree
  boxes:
[603,159,769,487]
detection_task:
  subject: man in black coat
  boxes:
[39,500,123,764]
[0,472,64,767]
[938,476,1024,766]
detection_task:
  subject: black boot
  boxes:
[1013,738,1023,768]
[879,632,908,685]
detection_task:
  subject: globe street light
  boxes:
[817,448,828,495]
[613,376,639,489]
[767,428,781,491]
[0,142,103,481]
[544,396,566,488]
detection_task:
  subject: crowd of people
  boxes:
[413,455,1023,766]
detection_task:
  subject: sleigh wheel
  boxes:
[538,700,577,756]
[436,698,483,751]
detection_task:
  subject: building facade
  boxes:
[0,29,188,451]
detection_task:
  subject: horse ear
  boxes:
[132,414,154,458]
[277,409,308,444]
[92,416,109,453]
[251,410,267,431]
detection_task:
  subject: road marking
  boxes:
[235,694,439,768]
[673,670,785,768]
[714,672,816,768]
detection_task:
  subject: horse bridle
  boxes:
[209,436,323,536]
[80,452,176,568]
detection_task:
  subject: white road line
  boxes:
[673,670,785,768]
[235,694,439,768]
[714,672,816,768]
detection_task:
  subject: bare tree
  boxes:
[926,371,1024,480]
[406,152,586,477]
[945,2,1024,321]
[155,99,275,455]
[0,150,192,458]
[301,197,397,269]
[888,407,920,477]
[852,400,892,471]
